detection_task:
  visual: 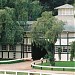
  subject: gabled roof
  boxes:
[55,4,74,9]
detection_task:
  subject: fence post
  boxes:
[41,67,42,70]
[40,72,42,75]
[63,68,65,71]
[33,62,35,68]
[16,71,17,75]
[28,72,30,75]
[4,71,6,74]
[51,68,53,70]
[34,62,35,65]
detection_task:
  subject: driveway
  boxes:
[0,60,75,75]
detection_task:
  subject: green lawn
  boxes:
[0,59,13,61]
[41,61,75,67]
[0,59,25,64]
[33,61,75,71]
[0,71,4,74]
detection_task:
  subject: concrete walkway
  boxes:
[0,60,75,75]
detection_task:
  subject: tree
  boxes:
[40,0,74,11]
[0,7,24,45]
[39,0,74,15]
[31,11,64,65]
[0,0,7,8]
[30,0,42,20]
[14,0,29,21]
[0,0,42,46]
[70,41,75,61]
[14,0,42,21]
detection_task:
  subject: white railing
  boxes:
[31,59,75,70]
[0,70,67,75]
[0,59,23,63]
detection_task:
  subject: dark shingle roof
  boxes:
[17,21,34,32]
[63,25,75,32]
[17,21,75,32]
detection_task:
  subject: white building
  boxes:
[54,4,75,61]
[0,4,75,60]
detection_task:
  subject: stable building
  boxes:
[55,4,75,61]
[0,4,75,60]
[0,21,33,59]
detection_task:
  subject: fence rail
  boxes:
[31,59,75,70]
[0,70,67,75]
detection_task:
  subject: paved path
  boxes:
[0,60,75,75]
[0,61,32,70]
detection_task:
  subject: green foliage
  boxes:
[15,0,29,21]
[30,0,42,20]
[15,0,42,21]
[0,0,42,45]
[0,0,7,8]
[58,47,62,60]
[31,11,64,65]
[0,7,24,45]
[70,41,75,61]
[31,11,64,44]
[40,0,74,11]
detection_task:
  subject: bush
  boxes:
[70,41,75,61]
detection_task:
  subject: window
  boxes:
[9,45,16,50]
[24,45,31,52]
[24,38,28,44]
[24,45,27,51]
[28,38,31,44]
[2,45,7,50]
[27,45,31,51]
[63,46,67,52]
[55,46,60,52]
[55,45,71,53]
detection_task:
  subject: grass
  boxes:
[0,59,13,61]
[6,72,16,74]
[0,71,4,74]
[0,59,25,64]
[55,61,75,67]
[33,61,75,71]
[17,72,28,75]
[41,61,75,67]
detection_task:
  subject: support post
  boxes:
[67,32,69,61]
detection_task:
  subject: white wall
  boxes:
[9,52,13,58]
[16,53,21,58]
[16,44,21,51]
[58,8,74,15]
[55,15,74,25]
[55,54,70,61]
[3,52,8,58]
